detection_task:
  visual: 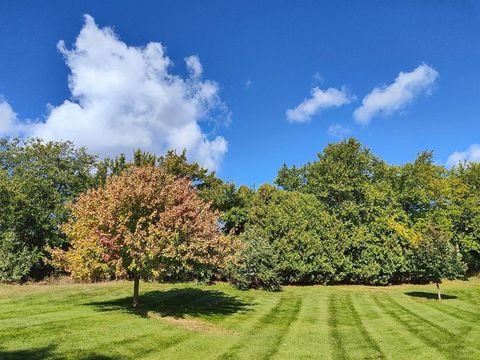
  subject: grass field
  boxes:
[1,279,480,359]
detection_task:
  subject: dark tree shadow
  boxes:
[87,288,251,319]
[0,345,120,360]
[405,291,458,300]
[0,346,55,360]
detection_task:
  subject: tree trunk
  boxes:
[436,281,441,301]
[133,274,140,307]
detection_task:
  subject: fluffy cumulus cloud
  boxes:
[446,144,480,168]
[0,15,229,170]
[286,87,352,123]
[353,64,439,125]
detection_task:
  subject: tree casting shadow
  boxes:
[87,288,251,319]
[405,291,457,300]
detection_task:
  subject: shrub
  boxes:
[0,231,41,282]
[228,227,281,291]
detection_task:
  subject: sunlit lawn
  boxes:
[1,278,479,359]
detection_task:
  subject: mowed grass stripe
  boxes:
[452,290,480,308]
[328,292,348,360]
[386,293,478,353]
[272,287,332,359]
[218,292,302,359]
[2,280,480,359]
[158,294,285,360]
[360,293,442,360]
[407,296,480,324]
[373,294,477,360]
[1,313,194,359]
[262,297,303,359]
[344,293,385,358]
[328,292,385,359]
[371,295,447,357]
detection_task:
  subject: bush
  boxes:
[0,231,41,282]
[228,227,281,291]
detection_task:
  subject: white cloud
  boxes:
[185,55,203,78]
[353,64,439,125]
[446,144,480,168]
[286,87,352,123]
[0,15,228,171]
[327,123,351,139]
[0,99,18,135]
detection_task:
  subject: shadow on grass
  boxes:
[405,291,458,300]
[0,346,116,360]
[0,346,55,360]
[87,288,251,319]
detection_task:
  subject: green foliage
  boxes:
[237,183,418,287]
[1,136,478,287]
[448,162,480,272]
[228,227,281,291]
[243,185,350,284]
[0,138,97,279]
[342,223,406,285]
[411,227,466,284]
[275,163,305,191]
[301,138,393,222]
[0,231,41,282]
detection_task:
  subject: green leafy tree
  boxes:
[411,227,466,300]
[448,162,480,272]
[283,138,399,225]
[394,151,451,222]
[271,139,412,285]
[244,185,350,284]
[0,231,41,282]
[0,138,96,280]
[275,163,305,191]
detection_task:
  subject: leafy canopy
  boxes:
[50,166,235,303]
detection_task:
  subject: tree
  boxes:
[411,227,466,300]
[448,162,480,273]
[394,151,450,222]
[50,166,233,306]
[96,149,247,235]
[0,138,96,280]
[281,138,399,226]
[275,163,305,191]
[243,185,350,284]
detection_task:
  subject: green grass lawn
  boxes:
[1,279,480,359]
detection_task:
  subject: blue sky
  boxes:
[0,1,479,186]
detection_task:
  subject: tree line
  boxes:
[1,137,478,297]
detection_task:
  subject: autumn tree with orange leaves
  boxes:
[49,166,234,306]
